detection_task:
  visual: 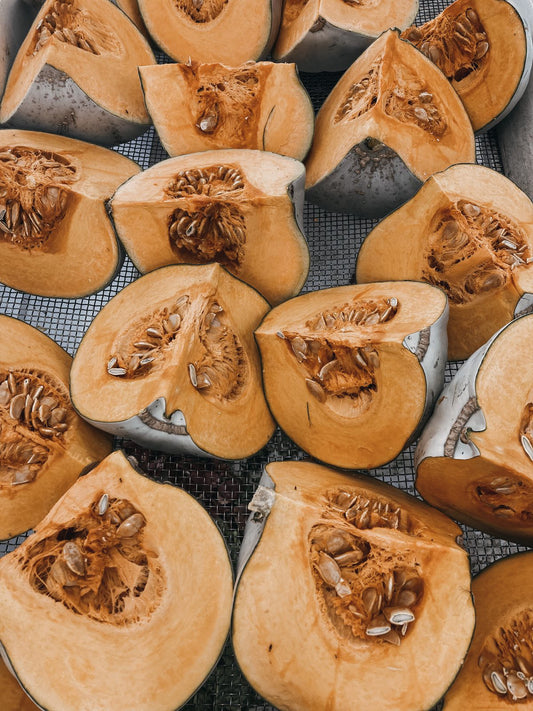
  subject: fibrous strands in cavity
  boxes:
[175,0,228,24]
[32,0,120,56]
[309,488,424,645]
[384,65,447,137]
[335,61,380,124]
[402,7,490,83]
[20,494,163,625]
[423,200,530,304]
[0,147,78,250]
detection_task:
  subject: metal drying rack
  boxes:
[0,1,530,708]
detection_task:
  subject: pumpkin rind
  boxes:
[109,149,309,306]
[137,0,282,65]
[0,315,112,540]
[402,0,533,133]
[233,460,474,711]
[355,163,533,361]
[305,30,475,216]
[443,552,533,709]
[416,314,533,545]
[0,128,140,298]
[255,281,448,469]
[0,0,155,146]
[139,61,314,162]
[273,0,419,72]
[0,0,37,98]
[70,263,275,460]
[0,449,234,711]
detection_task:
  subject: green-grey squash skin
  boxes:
[305,139,423,217]
[0,0,36,97]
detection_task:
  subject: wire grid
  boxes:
[0,0,531,708]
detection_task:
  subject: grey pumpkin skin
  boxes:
[0,0,155,146]
[0,0,37,98]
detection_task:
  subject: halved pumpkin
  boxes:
[0,656,38,711]
[416,314,533,546]
[402,0,533,132]
[0,0,155,146]
[305,29,476,217]
[444,552,533,708]
[139,61,314,161]
[0,129,140,298]
[70,263,275,459]
[233,460,474,711]
[273,0,418,72]
[137,0,282,64]
[109,149,309,306]
[356,163,533,361]
[255,281,448,469]
[0,449,234,711]
[0,314,112,541]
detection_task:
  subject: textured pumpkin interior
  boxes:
[356,163,533,360]
[0,450,233,711]
[110,149,308,306]
[305,29,475,188]
[0,0,154,125]
[233,461,474,711]
[402,0,528,131]
[417,316,533,545]
[255,281,447,469]
[139,61,314,161]
[274,0,418,57]
[0,315,112,541]
[137,0,275,64]
[70,263,274,459]
[444,552,533,709]
[0,129,139,298]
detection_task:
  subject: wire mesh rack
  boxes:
[0,0,531,708]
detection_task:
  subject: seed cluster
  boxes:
[310,488,423,646]
[33,0,115,55]
[175,0,228,24]
[384,80,447,137]
[168,203,246,267]
[335,62,380,124]
[474,474,533,523]
[0,147,78,249]
[479,612,533,701]
[22,494,160,624]
[403,7,490,83]
[520,403,533,462]
[107,295,189,378]
[166,166,245,198]
[423,201,531,304]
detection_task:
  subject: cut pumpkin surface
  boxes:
[305,29,475,217]
[0,450,234,711]
[109,149,309,306]
[139,61,314,161]
[416,314,533,546]
[0,128,140,298]
[255,281,448,469]
[402,0,533,132]
[356,163,533,361]
[443,552,533,709]
[70,263,275,460]
[137,0,281,64]
[0,315,112,541]
[273,0,419,71]
[0,0,155,146]
[233,460,474,711]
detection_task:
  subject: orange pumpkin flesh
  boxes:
[0,129,140,298]
[139,61,314,161]
[0,656,39,711]
[70,264,275,460]
[444,552,533,708]
[0,315,112,541]
[402,0,533,132]
[233,460,474,711]
[0,450,234,711]
[255,281,448,469]
[109,149,309,307]
[416,314,533,546]
[305,29,475,216]
[356,163,533,361]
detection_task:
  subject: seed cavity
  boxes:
[20,494,162,625]
[175,0,228,23]
[335,61,380,124]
